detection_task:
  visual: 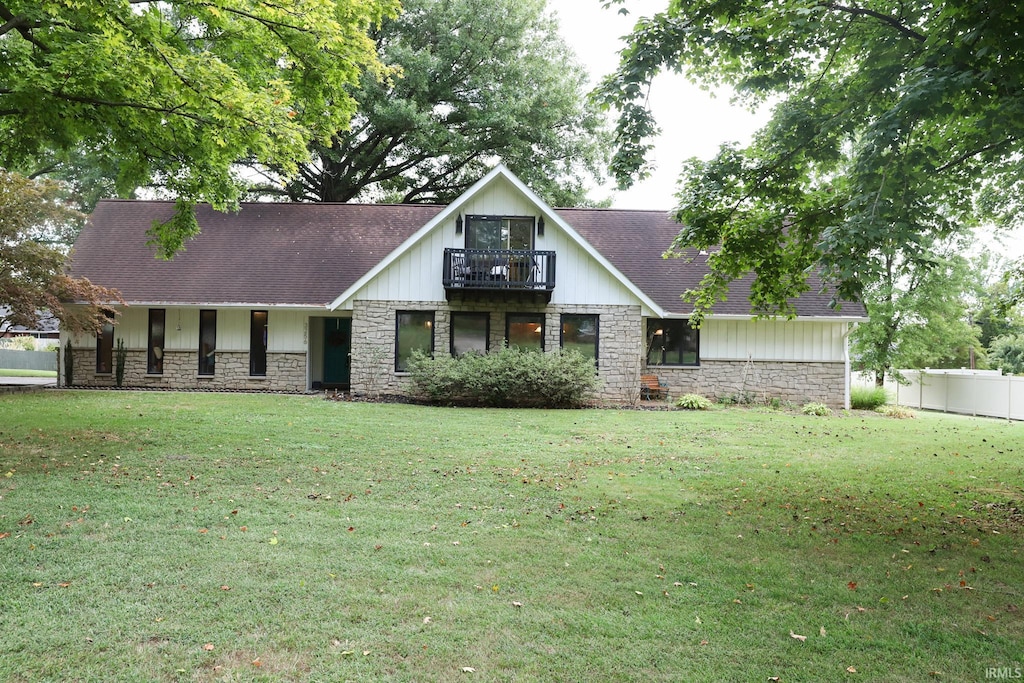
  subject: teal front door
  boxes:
[323,318,351,387]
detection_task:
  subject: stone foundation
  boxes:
[652,360,847,407]
[66,349,306,392]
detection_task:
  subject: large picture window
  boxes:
[646,319,699,366]
[466,215,534,250]
[506,313,544,351]
[96,314,114,374]
[250,310,268,376]
[396,311,434,372]
[451,312,489,357]
[147,309,165,375]
[199,310,217,376]
[560,314,598,365]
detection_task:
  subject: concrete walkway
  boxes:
[0,376,57,393]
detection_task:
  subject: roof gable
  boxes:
[329,164,663,313]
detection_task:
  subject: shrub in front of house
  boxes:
[675,393,712,410]
[801,402,833,416]
[850,385,889,410]
[406,347,600,408]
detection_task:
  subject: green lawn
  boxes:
[1,392,1021,682]
[0,368,57,377]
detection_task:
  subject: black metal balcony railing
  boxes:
[443,248,556,293]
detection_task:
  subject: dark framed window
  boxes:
[646,319,699,366]
[250,310,268,376]
[147,309,165,375]
[96,314,114,373]
[451,312,489,357]
[466,215,534,250]
[560,314,598,365]
[506,313,544,351]
[396,311,434,372]
[199,310,217,376]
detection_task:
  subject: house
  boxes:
[63,165,865,405]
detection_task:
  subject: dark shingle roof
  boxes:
[558,207,864,318]
[71,199,864,318]
[70,200,444,306]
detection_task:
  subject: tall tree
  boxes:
[0,0,397,257]
[595,1,1024,322]
[851,237,983,385]
[250,0,609,206]
[0,171,121,334]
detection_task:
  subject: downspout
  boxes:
[842,322,858,410]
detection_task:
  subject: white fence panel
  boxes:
[891,369,1024,421]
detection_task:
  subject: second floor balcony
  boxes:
[443,248,555,301]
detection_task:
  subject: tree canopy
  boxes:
[0,171,120,334]
[596,1,1024,322]
[249,0,609,207]
[0,0,397,257]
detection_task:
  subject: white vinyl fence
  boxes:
[857,369,1024,421]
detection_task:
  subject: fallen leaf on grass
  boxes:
[268,537,278,545]
[251,658,262,667]
[423,616,432,624]
[847,666,857,673]
[202,643,215,651]
[461,667,476,673]
[820,626,827,637]
[789,631,807,642]
[220,585,231,591]
[511,601,523,608]
[847,582,858,591]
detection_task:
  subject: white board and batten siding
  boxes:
[348,174,645,309]
[701,318,847,363]
[67,306,311,354]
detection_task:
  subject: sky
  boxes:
[553,0,772,211]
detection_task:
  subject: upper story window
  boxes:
[466,215,534,250]
[646,319,699,366]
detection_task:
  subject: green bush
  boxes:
[850,385,888,410]
[801,402,833,416]
[0,336,38,351]
[675,393,711,410]
[406,347,601,408]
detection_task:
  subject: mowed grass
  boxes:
[0,392,1022,682]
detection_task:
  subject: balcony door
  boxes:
[466,216,534,250]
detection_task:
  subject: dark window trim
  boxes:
[450,312,490,357]
[147,308,165,375]
[395,310,435,373]
[646,318,700,367]
[505,312,545,351]
[198,309,217,376]
[250,310,268,377]
[559,313,599,368]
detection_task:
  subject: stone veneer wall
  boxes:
[350,300,643,401]
[653,360,847,407]
[67,349,306,392]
